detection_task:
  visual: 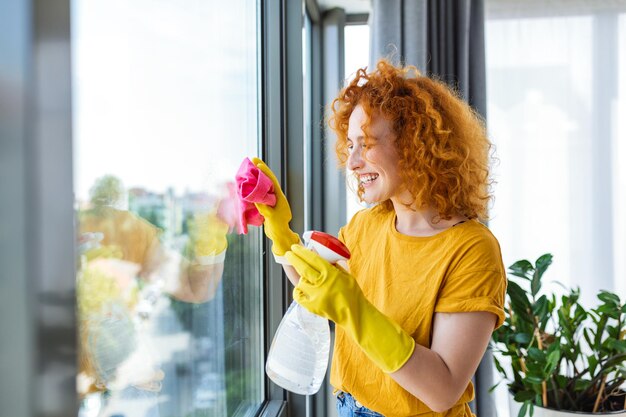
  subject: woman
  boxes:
[253,59,506,417]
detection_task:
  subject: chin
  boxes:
[362,194,381,205]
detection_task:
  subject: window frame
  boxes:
[0,0,298,416]
[260,0,308,415]
[0,0,77,415]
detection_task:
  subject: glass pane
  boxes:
[72,1,263,416]
[616,13,626,298]
[486,15,593,295]
[486,11,626,302]
[344,24,370,222]
[486,9,626,417]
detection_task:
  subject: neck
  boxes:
[390,196,466,237]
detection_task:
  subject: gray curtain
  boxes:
[369,1,495,417]
[370,0,486,118]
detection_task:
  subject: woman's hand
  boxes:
[285,244,415,373]
[251,157,300,263]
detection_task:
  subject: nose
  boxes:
[347,145,363,171]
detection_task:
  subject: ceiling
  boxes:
[316,0,371,14]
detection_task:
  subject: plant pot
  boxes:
[509,393,626,417]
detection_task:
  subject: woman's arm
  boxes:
[282,264,300,287]
[390,311,497,412]
[285,244,499,412]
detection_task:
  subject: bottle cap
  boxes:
[302,231,351,264]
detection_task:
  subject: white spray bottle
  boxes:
[265,231,351,395]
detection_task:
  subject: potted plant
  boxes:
[491,253,626,417]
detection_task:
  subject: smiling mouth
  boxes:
[360,173,379,185]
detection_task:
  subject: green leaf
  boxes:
[525,375,545,385]
[574,304,587,320]
[528,347,546,363]
[530,275,541,298]
[493,356,508,379]
[557,309,572,336]
[594,316,609,346]
[532,295,546,314]
[509,260,534,277]
[607,339,626,353]
[575,378,591,391]
[588,354,598,376]
[598,291,621,305]
[508,281,533,313]
[596,304,620,319]
[607,325,620,338]
[534,254,553,279]
[545,349,560,374]
[488,380,502,393]
[510,271,532,280]
[600,353,626,370]
[561,288,580,306]
[514,390,536,402]
[518,401,529,417]
[555,375,567,389]
[525,361,544,374]
[530,274,541,297]
[514,333,532,345]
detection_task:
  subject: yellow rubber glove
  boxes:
[285,244,416,373]
[251,157,300,263]
[191,212,229,264]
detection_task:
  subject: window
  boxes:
[72,1,264,416]
[344,23,370,222]
[486,3,626,305]
[304,11,313,231]
[485,3,626,416]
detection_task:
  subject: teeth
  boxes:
[360,174,379,184]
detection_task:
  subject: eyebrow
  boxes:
[347,135,377,142]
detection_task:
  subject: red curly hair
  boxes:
[329,59,493,222]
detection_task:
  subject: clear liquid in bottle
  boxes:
[265,300,330,395]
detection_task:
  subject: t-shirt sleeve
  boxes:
[434,234,507,329]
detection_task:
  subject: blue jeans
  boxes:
[336,391,385,416]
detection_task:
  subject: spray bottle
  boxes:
[265,231,350,395]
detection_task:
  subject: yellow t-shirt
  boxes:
[332,204,507,417]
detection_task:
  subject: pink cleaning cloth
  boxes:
[229,158,276,234]
[217,181,263,235]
